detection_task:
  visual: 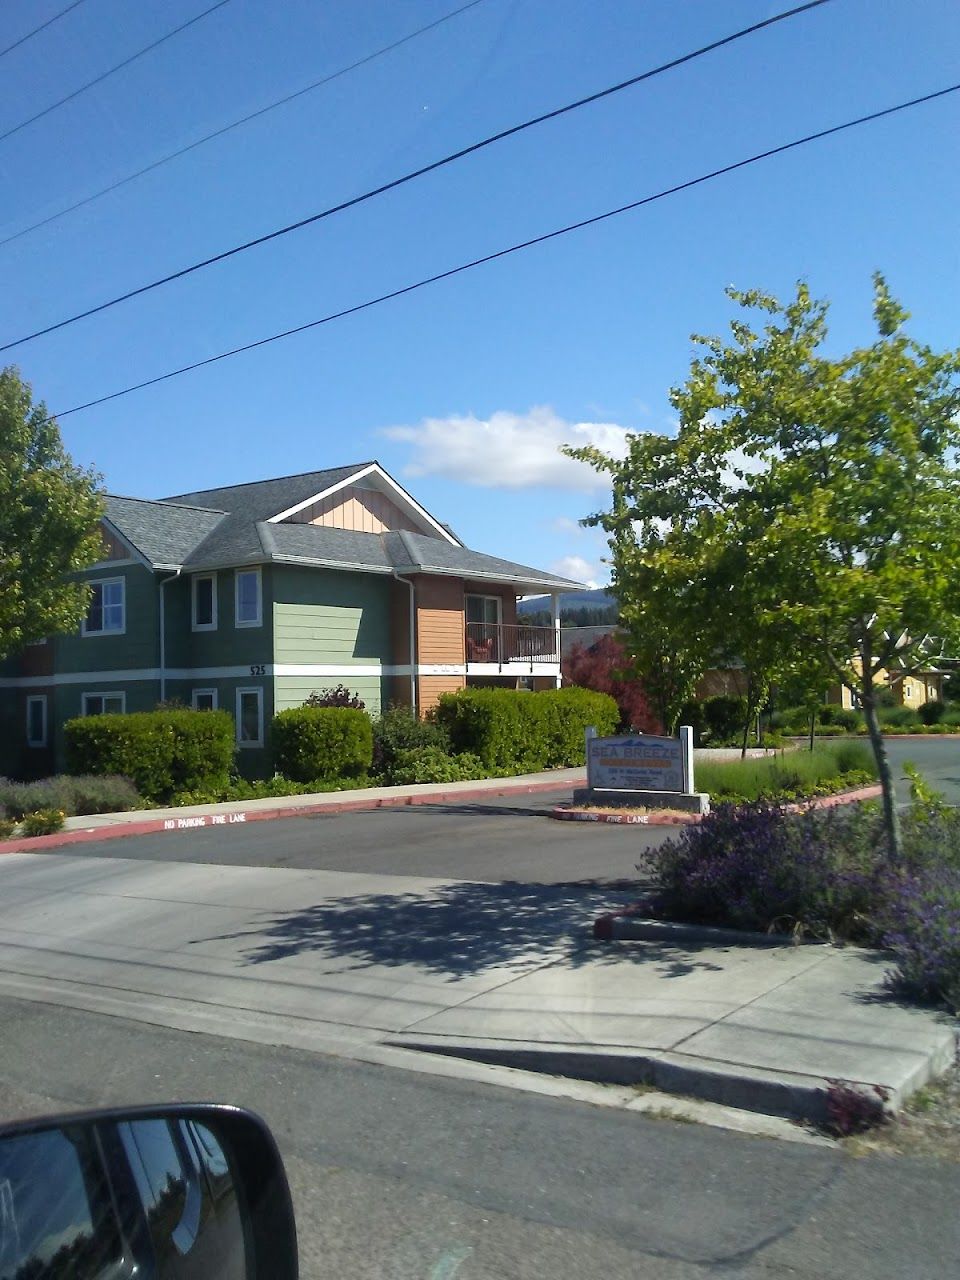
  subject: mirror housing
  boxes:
[0,1102,298,1278]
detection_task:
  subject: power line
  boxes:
[0,0,490,250]
[0,0,235,146]
[0,0,831,354]
[49,82,960,424]
[0,0,86,60]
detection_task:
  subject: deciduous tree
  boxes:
[0,367,103,658]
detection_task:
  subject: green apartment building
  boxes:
[0,462,580,779]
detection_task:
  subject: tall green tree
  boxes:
[567,277,960,858]
[0,367,103,659]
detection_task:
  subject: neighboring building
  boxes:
[827,668,945,711]
[0,462,581,779]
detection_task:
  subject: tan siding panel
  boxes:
[416,576,464,665]
[418,674,465,714]
[286,484,421,534]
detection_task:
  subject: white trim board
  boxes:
[0,661,567,689]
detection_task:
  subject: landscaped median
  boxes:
[552,741,879,824]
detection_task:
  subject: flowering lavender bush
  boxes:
[649,803,882,939]
[648,796,960,1012]
[880,866,960,1013]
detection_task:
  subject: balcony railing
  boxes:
[465,622,558,666]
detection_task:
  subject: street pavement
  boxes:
[0,994,958,1280]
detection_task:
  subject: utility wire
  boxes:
[0,0,86,60]
[0,0,831,354]
[0,0,235,145]
[0,0,490,250]
[49,82,960,424]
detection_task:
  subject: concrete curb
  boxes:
[549,807,698,827]
[387,1034,957,1124]
[0,775,583,856]
[593,913,820,947]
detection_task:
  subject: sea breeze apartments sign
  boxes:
[586,730,693,794]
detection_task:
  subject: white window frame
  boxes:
[26,695,47,747]
[81,577,126,637]
[235,687,263,748]
[192,688,218,712]
[191,574,218,632]
[465,593,502,626]
[82,691,126,717]
[235,568,262,629]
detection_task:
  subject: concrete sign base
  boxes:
[573,787,710,814]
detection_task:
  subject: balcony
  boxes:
[465,622,558,670]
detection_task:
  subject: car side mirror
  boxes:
[0,1103,298,1278]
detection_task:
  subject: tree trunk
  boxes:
[862,690,903,862]
[740,673,753,759]
[808,709,815,752]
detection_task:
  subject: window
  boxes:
[191,574,217,631]
[235,569,262,628]
[82,692,125,716]
[465,594,502,626]
[236,687,263,747]
[26,695,47,747]
[192,688,217,712]
[82,578,125,636]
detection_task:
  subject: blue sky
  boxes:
[2,0,958,586]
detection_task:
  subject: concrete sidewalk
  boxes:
[0,850,952,1127]
[0,767,586,855]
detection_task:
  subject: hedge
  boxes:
[271,706,372,782]
[433,687,619,774]
[65,709,234,803]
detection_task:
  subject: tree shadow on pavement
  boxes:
[202,879,728,980]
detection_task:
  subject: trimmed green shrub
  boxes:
[65,710,234,803]
[389,747,486,785]
[0,775,141,819]
[0,815,15,840]
[272,706,372,782]
[918,699,946,725]
[702,695,748,743]
[20,809,65,837]
[372,705,450,780]
[879,705,920,729]
[434,687,618,774]
[817,704,861,731]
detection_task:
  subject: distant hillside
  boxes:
[518,589,616,614]
[519,590,618,627]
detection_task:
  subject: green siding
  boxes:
[54,564,159,674]
[273,566,391,664]
[165,568,274,671]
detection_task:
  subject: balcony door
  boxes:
[465,595,501,662]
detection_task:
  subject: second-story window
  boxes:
[82,578,125,636]
[235,568,262,628]
[192,574,217,631]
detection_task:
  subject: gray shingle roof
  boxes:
[165,464,371,524]
[102,463,584,589]
[104,495,225,568]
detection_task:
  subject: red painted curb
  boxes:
[550,807,699,827]
[0,775,586,856]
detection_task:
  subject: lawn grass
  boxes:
[694,741,877,803]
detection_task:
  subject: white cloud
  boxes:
[550,515,584,535]
[550,555,603,588]
[380,405,632,492]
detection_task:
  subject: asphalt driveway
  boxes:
[45,789,669,882]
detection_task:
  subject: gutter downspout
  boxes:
[158,569,182,704]
[393,571,417,717]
